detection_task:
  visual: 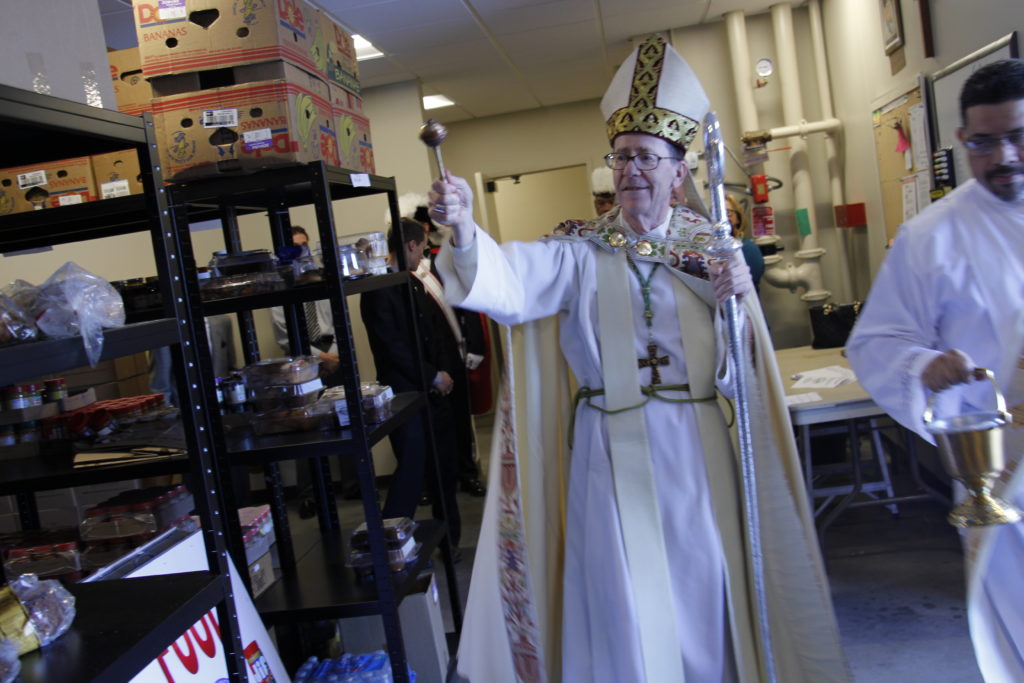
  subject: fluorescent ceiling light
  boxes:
[352,35,384,61]
[423,95,455,110]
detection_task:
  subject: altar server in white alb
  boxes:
[848,58,1024,682]
[430,35,849,683]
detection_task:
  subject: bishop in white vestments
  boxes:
[433,36,849,683]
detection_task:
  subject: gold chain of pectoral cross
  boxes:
[627,257,669,385]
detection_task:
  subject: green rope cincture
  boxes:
[569,383,716,449]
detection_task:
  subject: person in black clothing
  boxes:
[359,219,462,551]
[413,203,488,498]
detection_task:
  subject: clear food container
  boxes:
[361,383,395,423]
[252,400,337,435]
[350,517,416,551]
[79,504,156,541]
[208,249,277,276]
[199,271,285,301]
[346,540,421,575]
[3,542,81,580]
[320,382,394,426]
[337,243,367,278]
[248,378,324,412]
[343,232,388,275]
[240,356,320,389]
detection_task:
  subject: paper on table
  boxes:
[785,392,824,406]
[791,364,856,390]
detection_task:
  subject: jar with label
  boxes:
[89,410,117,439]
[43,378,67,403]
[222,376,248,406]
[4,385,33,410]
[25,385,44,408]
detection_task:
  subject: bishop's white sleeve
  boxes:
[846,229,944,441]
[435,225,581,326]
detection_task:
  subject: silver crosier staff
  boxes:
[702,111,776,683]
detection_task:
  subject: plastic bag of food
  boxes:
[1,280,39,314]
[0,574,76,656]
[34,262,125,366]
[0,293,36,347]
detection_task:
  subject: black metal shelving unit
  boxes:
[165,161,462,681]
[0,84,245,681]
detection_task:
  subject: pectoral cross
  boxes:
[638,342,670,385]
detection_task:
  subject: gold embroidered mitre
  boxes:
[600,35,710,151]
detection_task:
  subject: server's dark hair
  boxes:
[387,218,426,262]
[960,59,1024,125]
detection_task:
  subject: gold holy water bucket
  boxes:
[923,368,1022,528]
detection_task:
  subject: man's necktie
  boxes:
[304,300,322,351]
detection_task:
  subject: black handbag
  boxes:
[809,301,861,349]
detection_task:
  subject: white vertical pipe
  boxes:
[770,2,829,301]
[726,11,759,133]
[807,0,853,300]
[725,8,805,294]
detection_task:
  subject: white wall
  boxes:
[0,0,115,108]
[491,166,592,243]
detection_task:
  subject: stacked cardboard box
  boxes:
[149,60,338,180]
[91,149,145,199]
[109,47,153,117]
[0,157,97,216]
[130,0,373,181]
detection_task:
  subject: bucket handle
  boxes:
[922,367,1008,426]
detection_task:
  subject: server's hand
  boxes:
[922,349,975,393]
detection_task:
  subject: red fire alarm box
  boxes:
[751,174,770,204]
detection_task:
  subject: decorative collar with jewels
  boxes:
[547,205,715,279]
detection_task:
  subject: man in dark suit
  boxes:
[360,219,462,552]
[413,203,488,497]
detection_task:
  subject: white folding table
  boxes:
[775,345,947,541]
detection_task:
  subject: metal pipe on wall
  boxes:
[751,117,841,139]
[726,6,833,300]
[807,0,853,301]
[726,12,759,134]
[765,2,829,302]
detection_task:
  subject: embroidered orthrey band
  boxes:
[548,205,714,278]
[595,248,686,682]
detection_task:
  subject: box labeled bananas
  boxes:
[150,61,337,180]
